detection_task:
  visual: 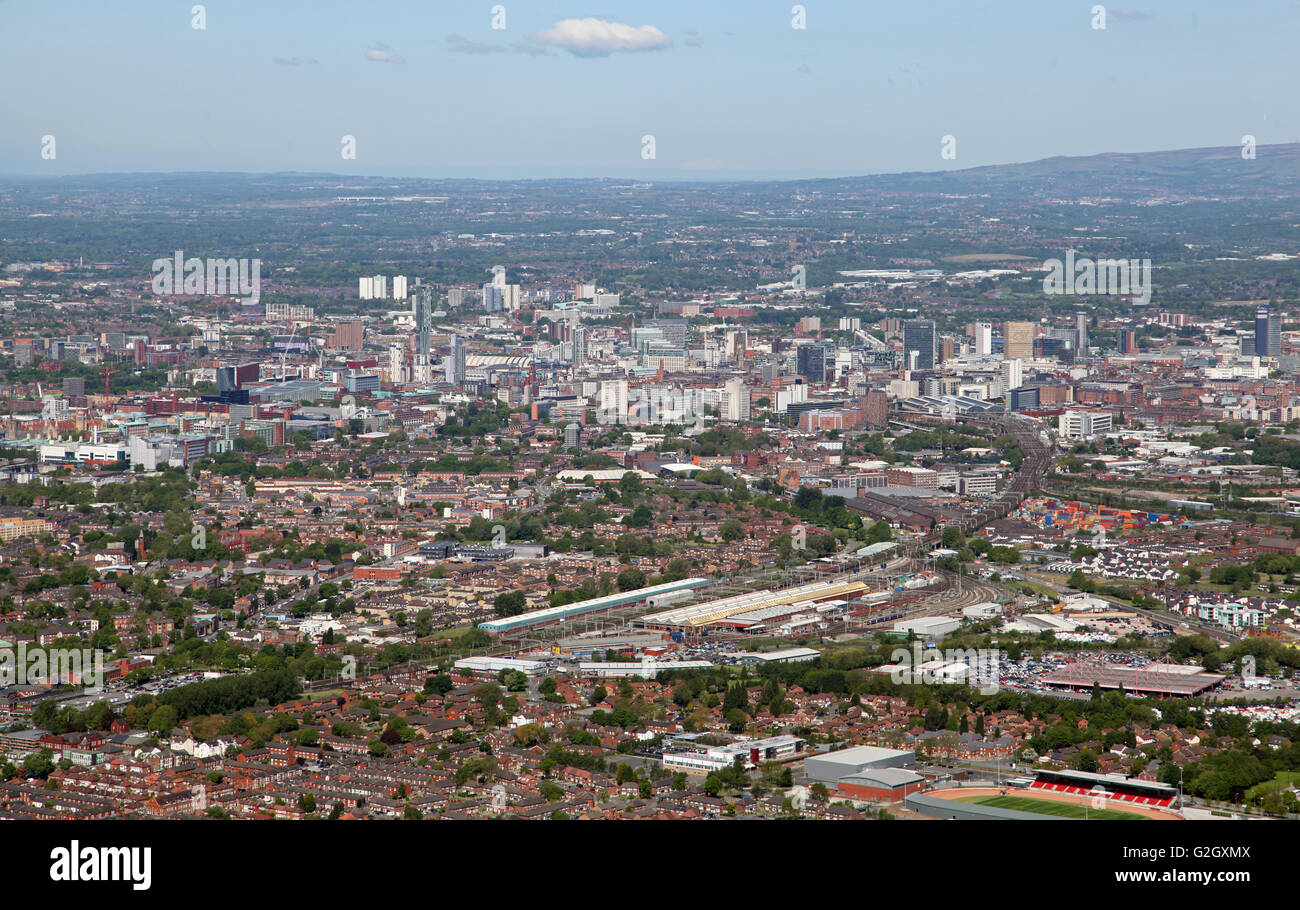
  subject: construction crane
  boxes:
[104,364,118,398]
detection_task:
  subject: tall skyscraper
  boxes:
[393,275,409,301]
[1075,313,1089,354]
[796,344,827,383]
[1256,305,1281,358]
[359,276,374,299]
[372,275,388,300]
[412,288,435,383]
[723,377,750,422]
[599,380,629,424]
[501,284,522,311]
[572,325,588,366]
[388,342,409,385]
[482,284,504,313]
[975,322,993,356]
[1003,321,1035,359]
[443,334,466,386]
[1002,357,1023,391]
[903,319,936,371]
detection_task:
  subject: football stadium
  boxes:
[905,769,1183,820]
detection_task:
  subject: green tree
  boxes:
[493,590,526,617]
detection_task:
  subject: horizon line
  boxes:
[1,141,1293,186]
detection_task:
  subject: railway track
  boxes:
[899,412,1053,556]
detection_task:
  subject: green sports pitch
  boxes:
[955,794,1149,820]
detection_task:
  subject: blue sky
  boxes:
[2,0,1298,179]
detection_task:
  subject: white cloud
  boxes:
[365,45,406,64]
[527,18,671,58]
[445,34,552,57]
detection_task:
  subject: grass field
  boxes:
[957,794,1148,820]
[305,689,346,700]
[1245,770,1300,801]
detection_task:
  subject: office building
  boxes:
[1256,305,1281,358]
[1003,321,1035,359]
[1002,358,1023,392]
[327,320,364,352]
[1059,409,1113,439]
[344,372,380,394]
[723,377,750,422]
[797,344,827,384]
[1008,386,1040,411]
[903,319,936,371]
[265,302,314,322]
[645,319,688,348]
[444,334,466,386]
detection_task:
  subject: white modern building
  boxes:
[723,377,750,422]
[1058,408,1113,439]
[454,656,549,676]
[661,735,807,774]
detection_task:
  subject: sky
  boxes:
[2,0,1299,180]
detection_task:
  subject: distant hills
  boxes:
[789,143,1300,200]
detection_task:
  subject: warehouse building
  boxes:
[728,647,821,666]
[577,659,714,679]
[804,744,915,783]
[892,616,961,639]
[1039,661,1225,697]
[641,579,870,631]
[454,656,549,677]
[478,577,710,635]
[803,745,926,801]
[834,768,927,801]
